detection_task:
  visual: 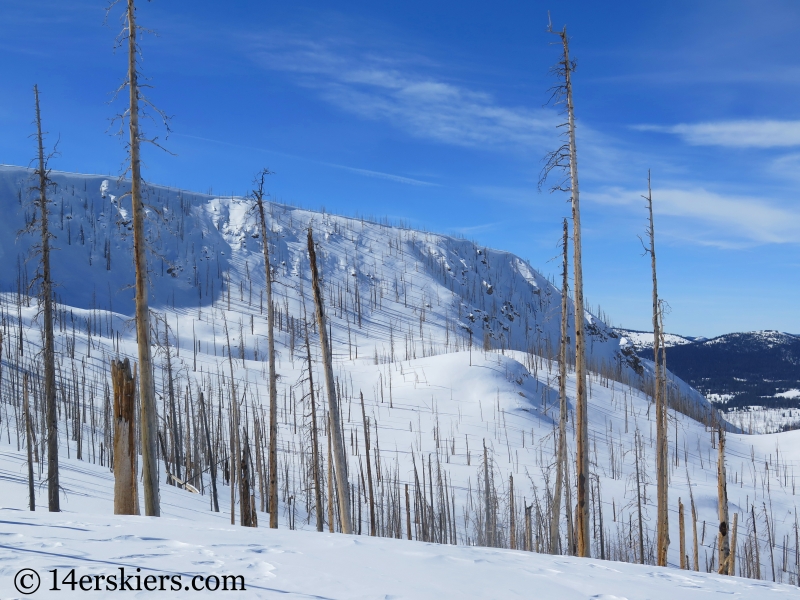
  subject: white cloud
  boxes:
[634,120,800,148]
[586,186,800,245]
[249,36,558,151]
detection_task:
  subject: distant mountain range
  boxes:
[616,328,800,410]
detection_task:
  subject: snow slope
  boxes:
[1,458,796,600]
[0,164,703,410]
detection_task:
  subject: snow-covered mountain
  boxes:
[0,165,712,415]
[614,327,701,352]
[1,165,798,590]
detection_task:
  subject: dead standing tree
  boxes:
[302,308,324,532]
[550,218,570,554]
[641,171,669,565]
[29,85,60,512]
[308,227,353,534]
[107,0,173,517]
[540,16,590,557]
[112,358,139,515]
[717,426,731,574]
[251,168,279,529]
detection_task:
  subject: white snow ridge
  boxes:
[0,165,798,599]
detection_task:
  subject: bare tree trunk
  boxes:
[198,391,219,512]
[308,227,352,534]
[718,427,731,574]
[729,512,738,576]
[544,21,590,558]
[303,315,324,532]
[126,0,159,517]
[112,359,139,515]
[251,171,279,529]
[23,373,35,511]
[687,471,699,571]
[550,218,569,554]
[510,474,516,550]
[163,322,182,483]
[240,430,256,527]
[33,84,59,512]
[405,483,412,540]
[483,439,492,547]
[223,316,240,525]
[360,392,376,536]
[635,430,645,564]
[679,498,687,569]
[644,172,669,566]
[327,424,335,533]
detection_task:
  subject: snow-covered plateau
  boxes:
[1,165,799,598]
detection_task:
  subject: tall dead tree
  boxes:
[198,390,219,512]
[109,0,171,517]
[541,16,590,557]
[550,218,569,554]
[360,391,376,536]
[112,359,139,515]
[303,313,324,532]
[251,168,279,529]
[240,429,257,527]
[23,373,35,511]
[223,314,241,525]
[642,171,669,565]
[679,498,686,569]
[32,85,59,512]
[308,227,353,534]
[717,426,731,574]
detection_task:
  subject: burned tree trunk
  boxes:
[360,392,376,536]
[124,0,159,517]
[251,170,279,529]
[718,427,731,574]
[308,227,352,534]
[550,218,569,554]
[542,19,590,557]
[240,430,257,528]
[112,359,139,515]
[33,85,59,512]
[643,172,669,566]
[199,391,219,512]
[23,373,35,511]
[303,314,324,532]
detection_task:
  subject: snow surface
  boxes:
[2,441,799,599]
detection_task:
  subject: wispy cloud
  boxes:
[634,120,800,148]
[174,132,436,187]
[248,36,558,151]
[322,162,437,186]
[770,152,800,182]
[586,186,800,246]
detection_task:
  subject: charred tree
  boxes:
[642,171,669,565]
[251,169,279,529]
[112,359,139,515]
[541,16,590,557]
[32,85,60,512]
[550,218,569,554]
[308,227,352,534]
[108,0,172,517]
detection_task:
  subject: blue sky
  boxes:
[1,0,799,337]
